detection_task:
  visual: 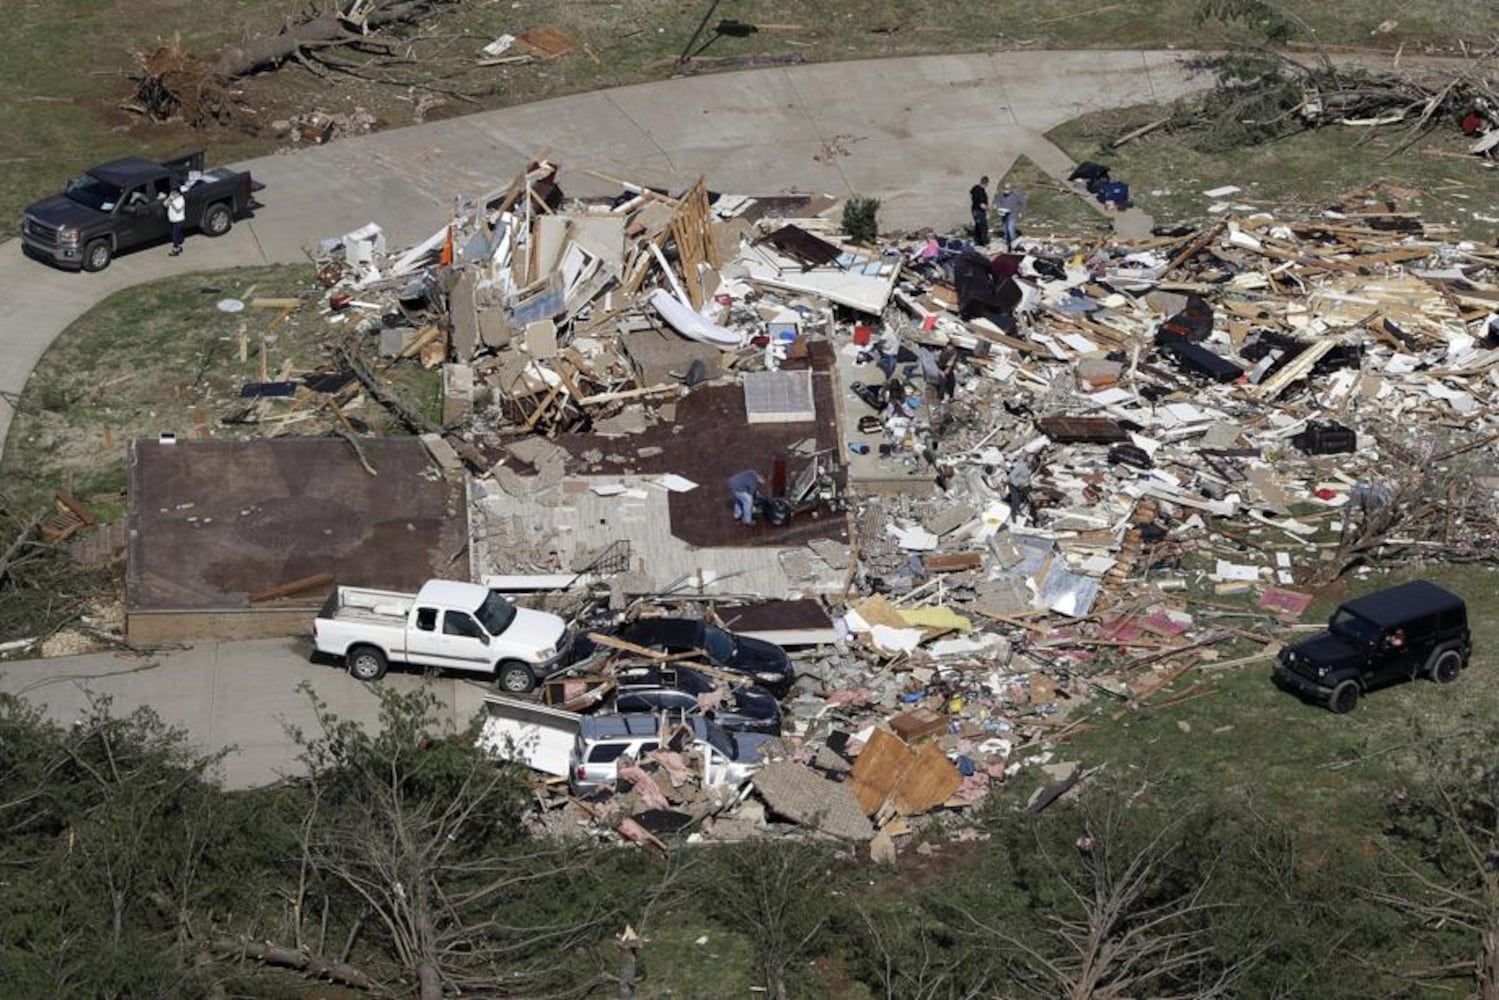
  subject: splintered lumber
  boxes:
[249,572,336,603]
[668,179,722,309]
[849,728,962,818]
[1253,339,1335,400]
[396,324,443,360]
[339,345,490,473]
[1165,220,1226,274]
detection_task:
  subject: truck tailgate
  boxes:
[476,695,581,778]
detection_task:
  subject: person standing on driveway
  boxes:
[969,176,990,246]
[166,187,187,256]
[727,469,764,525]
[998,184,1027,251]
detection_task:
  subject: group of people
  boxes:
[968,175,1027,251]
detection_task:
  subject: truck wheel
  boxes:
[82,239,112,272]
[497,661,535,694]
[347,645,388,682]
[201,202,233,237]
[1329,680,1360,715]
[1431,650,1462,684]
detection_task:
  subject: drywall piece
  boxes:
[743,368,816,423]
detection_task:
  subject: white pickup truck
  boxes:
[313,580,570,693]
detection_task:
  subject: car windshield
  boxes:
[64,173,123,212]
[703,719,736,759]
[1329,608,1381,645]
[701,624,735,663]
[474,592,518,637]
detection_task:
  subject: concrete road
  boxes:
[0,640,493,789]
[0,49,1210,449]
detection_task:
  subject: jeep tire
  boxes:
[1329,680,1360,715]
[1431,650,1462,684]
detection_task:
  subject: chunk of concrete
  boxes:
[752,762,874,841]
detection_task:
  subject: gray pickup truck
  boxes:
[21,151,258,271]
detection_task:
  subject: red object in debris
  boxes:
[1314,488,1338,500]
[1462,111,1485,135]
[1258,587,1314,618]
[329,292,353,311]
[921,315,938,332]
[714,293,733,306]
[853,324,872,346]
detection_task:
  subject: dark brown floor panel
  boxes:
[560,341,848,549]
[127,438,467,610]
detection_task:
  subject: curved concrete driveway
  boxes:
[0,49,1207,449]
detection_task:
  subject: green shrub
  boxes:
[842,195,881,245]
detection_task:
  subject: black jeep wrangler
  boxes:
[1273,580,1470,714]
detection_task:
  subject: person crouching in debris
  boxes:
[997,184,1027,251]
[727,469,764,526]
[969,175,991,246]
[166,187,187,256]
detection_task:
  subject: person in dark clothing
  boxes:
[969,176,990,246]
[936,343,960,400]
[727,469,764,525]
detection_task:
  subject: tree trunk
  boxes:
[212,16,348,78]
[413,876,444,1000]
[217,937,376,990]
[133,1,456,126]
[213,1,453,79]
[1481,928,1498,1000]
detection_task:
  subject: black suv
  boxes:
[1273,581,1470,714]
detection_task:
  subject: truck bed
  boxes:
[319,581,416,629]
[322,586,415,625]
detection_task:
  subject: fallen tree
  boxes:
[1167,0,1499,153]
[130,0,458,127]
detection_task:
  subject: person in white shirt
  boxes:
[165,187,187,256]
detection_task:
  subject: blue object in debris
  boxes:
[850,443,870,455]
[956,755,976,777]
[899,690,925,704]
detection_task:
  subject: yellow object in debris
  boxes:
[947,693,965,714]
[899,606,973,631]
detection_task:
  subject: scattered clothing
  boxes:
[1095,180,1130,209]
[1068,161,1112,194]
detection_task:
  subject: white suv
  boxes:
[569,713,771,795]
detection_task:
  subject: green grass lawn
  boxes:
[1017,102,1498,241]
[0,263,445,512]
[1052,562,1499,852]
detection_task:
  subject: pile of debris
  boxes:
[258,158,1498,855]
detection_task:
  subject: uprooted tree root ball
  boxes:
[127,0,458,128]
